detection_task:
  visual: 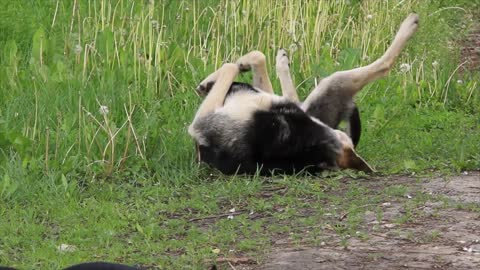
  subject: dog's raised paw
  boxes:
[196,69,222,96]
[397,13,419,40]
[196,81,215,96]
[236,51,267,72]
[237,62,251,72]
[276,48,290,71]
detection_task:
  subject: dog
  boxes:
[189,13,419,175]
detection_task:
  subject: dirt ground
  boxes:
[215,19,480,270]
[461,20,480,71]
[255,18,480,270]
[259,172,480,270]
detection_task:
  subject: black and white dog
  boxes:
[189,14,419,175]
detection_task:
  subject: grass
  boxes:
[0,0,479,269]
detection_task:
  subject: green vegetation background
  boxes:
[0,0,479,268]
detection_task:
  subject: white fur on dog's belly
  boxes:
[217,92,285,121]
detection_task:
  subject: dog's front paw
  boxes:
[276,48,290,71]
[397,13,419,41]
[236,51,267,72]
[196,80,215,96]
[196,68,222,96]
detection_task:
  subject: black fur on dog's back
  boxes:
[246,102,341,174]
[195,83,343,175]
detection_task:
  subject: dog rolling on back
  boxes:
[189,14,419,175]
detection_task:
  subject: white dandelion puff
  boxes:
[457,79,463,84]
[289,43,298,53]
[74,44,83,55]
[366,14,373,20]
[57,244,77,253]
[399,63,411,73]
[99,105,109,115]
[151,20,159,31]
[119,28,127,36]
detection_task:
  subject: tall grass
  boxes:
[0,0,478,179]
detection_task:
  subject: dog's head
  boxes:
[334,130,374,173]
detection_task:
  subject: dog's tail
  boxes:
[348,105,361,148]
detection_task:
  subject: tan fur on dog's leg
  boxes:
[191,63,239,122]
[303,13,419,109]
[236,51,274,93]
[336,13,419,94]
[276,49,299,102]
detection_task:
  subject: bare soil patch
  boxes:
[260,172,480,270]
[461,23,480,71]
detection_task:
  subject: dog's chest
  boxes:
[217,91,286,121]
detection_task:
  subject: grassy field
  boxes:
[0,0,479,269]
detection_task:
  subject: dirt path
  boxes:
[219,173,480,270]
[257,12,480,270]
[461,20,480,71]
[260,172,480,270]
[221,16,480,270]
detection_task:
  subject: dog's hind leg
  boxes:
[301,13,419,127]
[236,51,274,93]
[276,49,299,102]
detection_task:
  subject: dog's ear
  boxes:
[337,147,375,173]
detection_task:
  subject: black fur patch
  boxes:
[197,81,259,97]
[197,100,341,175]
[224,82,260,102]
[246,102,340,174]
[348,105,361,147]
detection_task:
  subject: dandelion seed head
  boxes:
[151,20,159,30]
[457,79,463,84]
[74,44,83,55]
[289,43,298,53]
[99,105,109,115]
[399,63,411,73]
[366,14,373,20]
